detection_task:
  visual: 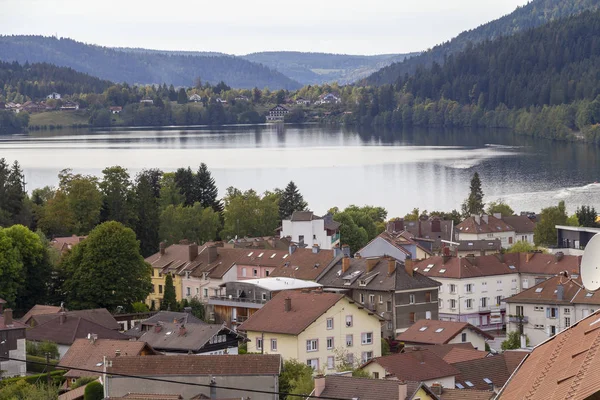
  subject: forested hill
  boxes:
[241,51,417,85]
[0,36,302,90]
[0,60,112,99]
[364,0,600,85]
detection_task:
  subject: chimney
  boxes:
[526,252,534,263]
[388,257,396,275]
[333,244,342,258]
[207,245,218,264]
[91,334,97,344]
[312,244,320,254]
[430,382,442,396]
[555,251,564,262]
[115,349,121,357]
[396,219,405,232]
[557,284,564,301]
[342,244,350,257]
[59,311,67,324]
[289,243,297,255]
[179,325,187,337]
[189,243,199,262]
[398,381,408,400]
[443,249,452,264]
[154,324,162,333]
[366,258,378,273]
[386,221,394,234]
[497,252,505,263]
[482,215,489,224]
[3,309,13,326]
[431,218,441,233]
[355,252,362,259]
[160,241,166,256]
[314,375,326,397]
[342,256,350,273]
[474,215,481,225]
[284,297,292,312]
[405,257,414,277]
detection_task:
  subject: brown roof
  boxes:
[50,235,87,252]
[111,394,183,400]
[397,319,494,345]
[0,313,27,331]
[107,354,281,376]
[317,375,434,400]
[20,304,62,325]
[407,343,477,359]
[499,310,600,399]
[238,290,344,335]
[290,211,317,221]
[59,338,156,378]
[58,380,99,400]
[138,323,238,352]
[33,308,120,330]
[457,215,514,234]
[454,352,527,391]
[504,275,587,305]
[364,349,460,381]
[441,347,490,364]
[507,252,581,276]
[440,388,494,400]
[269,248,337,281]
[502,215,536,233]
[365,231,411,256]
[26,315,129,345]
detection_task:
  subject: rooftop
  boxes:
[504,275,595,305]
[138,322,239,352]
[363,349,460,381]
[268,248,338,281]
[456,239,502,252]
[317,375,438,400]
[20,304,63,325]
[228,277,322,291]
[124,311,205,338]
[397,319,494,345]
[454,352,526,391]
[31,308,120,330]
[26,315,129,345]
[440,388,494,400]
[502,215,536,234]
[405,343,489,364]
[457,215,515,234]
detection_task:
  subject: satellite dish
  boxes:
[581,234,600,292]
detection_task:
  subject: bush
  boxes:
[0,370,65,389]
[132,301,149,313]
[26,341,60,359]
[84,381,104,400]
[502,330,530,350]
[26,355,58,373]
[72,376,98,389]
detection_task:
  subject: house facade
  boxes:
[555,224,600,251]
[239,290,383,372]
[47,92,61,99]
[279,211,341,250]
[266,105,289,121]
[402,217,455,251]
[188,94,202,102]
[456,215,516,247]
[0,308,26,378]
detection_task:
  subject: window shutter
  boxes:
[546,308,551,318]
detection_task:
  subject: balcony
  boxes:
[508,315,529,323]
[331,232,340,245]
[232,315,249,324]
[208,296,267,309]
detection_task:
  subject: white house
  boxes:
[47,92,61,100]
[318,93,341,104]
[505,275,600,347]
[456,214,536,247]
[188,94,202,102]
[279,211,340,250]
[266,105,289,122]
[296,97,311,106]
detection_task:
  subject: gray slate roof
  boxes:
[124,311,205,338]
[138,322,236,352]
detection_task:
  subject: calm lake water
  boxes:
[1,124,600,217]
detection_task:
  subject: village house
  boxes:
[452,351,526,393]
[358,229,432,261]
[555,224,600,253]
[401,217,456,252]
[49,234,87,255]
[317,256,441,338]
[20,101,46,113]
[105,354,282,400]
[404,343,489,365]
[296,97,311,106]
[140,98,154,104]
[60,101,80,111]
[47,92,61,99]
[239,290,383,371]
[215,97,227,104]
[266,105,289,121]
[497,309,600,399]
[109,106,123,114]
[188,94,202,102]
[502,215,536,243]
[397,319,493,351]
[123,310,204,338]
[224,235,291,250]
[235,95,249,101]
[209,277,321,329]
[455,239,501,257]
[278,211,341,250]
[317,93,341,104]
[456,214,535,248]
[263,245,339,281]
[0,304,26,378]
[58,338,157,388]
[20,304,63,326]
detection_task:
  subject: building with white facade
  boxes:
[456,214,535,248]
[358,230,431,261]
[505,275,600,347]
[279,211,340,250]
[46,92,61,99]
[0,307,26,378]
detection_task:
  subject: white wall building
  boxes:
[0,309,26,378]
[46,92,61,99]
[279,211,340,250]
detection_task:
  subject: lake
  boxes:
[1,124,600,217]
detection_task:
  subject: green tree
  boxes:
[0,159,26,226]
[84,381,104,400]
[174,167,197,206]
[189,297,205,321]
[57,169,103,235]
[196,163,223,212]
[89,109,111,127]
[279,359,314,400]
[161,274,178,311]
[221,188,280,239]
[134,170,162,257]
[61,221,152,311]
[37,191,76,237]
[333,212,368,254]
[0,229,24,307]
[461,172,485,217]
[486,200,514,217]
[502,331,529,350]
[159,173,184,210]
[159,203,220,245]
[278,181,308,220]
[99,166,134,225]
[534,201,568,246]
[403,208,419,222]
[506,241,543,254]
[0,380,59,400]
[72,376,97,389]
[177,88,188,104]
[576,205,598,228]
[132,301,149,313]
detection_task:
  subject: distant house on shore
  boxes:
[110,106,123,114]
[266,105,289,122]
[140,98,154,105]
[317,93,341,104]
[296,97,311,106]
[215,97,227,104]
[21,101,46,113]
[60,102,80,111]
[47,92,61,100]
[188,94,202,102]
[235,95,249,101]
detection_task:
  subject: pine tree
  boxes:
[576,205,598,228]
[177,88,188,104]
[161,274,178,311]
[174,167,197,206]
[196,163,223,212]
[278,181,308,220]
[461,172,485,217]
[134,170,161,257]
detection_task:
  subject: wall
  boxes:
[0,338,26,377]
[281,219,331,250]
[107,374,278,400]
[447,328,487,350]
[58,344,71,359]
[147,267,166,309]
[395,288,439,333]
[458,231,515,248]
[351,289,395,338]
[359,237,408,261]
[237,263,276,280]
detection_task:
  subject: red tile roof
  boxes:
[238,290,344,335]
[457,215,514,234]
[0,313,26,330]
[268,248,337,281]
[454,352,527,391]
[397,319,494,345]
[317,375,432,400]
[502,215,536,234]
[107,354,281,376]
[20,304,62,325]
[32,308,120,330]
[504,275,587,305]
[440,388,494,400]
[499,311,600,399]
[442,347,489,364]
[363,349,460,381]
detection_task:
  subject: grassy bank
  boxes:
[29,110,90,127]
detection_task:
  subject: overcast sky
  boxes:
[1,0,530,55]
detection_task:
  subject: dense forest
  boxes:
[365,0,600,85]
[0,36,301,89]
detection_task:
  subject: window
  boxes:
[346,353,354,365]
[242,268,246,277]
[481,297,487,308]
[253,269,258,277]
[158,285,163,294]
[516,306,524,316]
[346,315,353,327]
[326,318,334,330]
[307,359,319,370]
[379,295,384,304]
[373,372,379,379]
[262,293,267,301]
[409,312,416,323]
[152,269,155,277]
[313,234,317,240]
[547,307,558,319]
[306,339,318,352]
[450,299,457,309]
[186,287,191,296]
[534,306,544,311]
[151,285,155,293]
[387,321,393,330]
[196,288,199,295]
[362,351,373,363]
[481,281,487,292]
[439,299,443,308]
[361,332,373,345]
[327,337,334,350]
[327,356,335,370]
[496,296,502,306]
[271,339,277,351]
[449,284,457,294]
[299,235,305,243]
[564,308,571,315]
[461,332,467,342]
[425,292,431,302]
[256,338,263,351]
[465,284,473,293]
[534,324,545,329]
[409,294,415,304]
[550,325,556,336]
[509,237,513,245]
[386,301,392,312]
[360,293,365,304]
[369,294,375,304]
[466,299,473,309]
[346,334,353,347]
[203,288,208,298]
[565,317,571,328]
[265,270,270,277]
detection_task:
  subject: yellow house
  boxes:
[313,374,440,399]
[238,290,383,373]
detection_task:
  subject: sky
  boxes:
[1,0,530,55]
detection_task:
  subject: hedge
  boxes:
[26,355,59,373]
[0,370,65,389]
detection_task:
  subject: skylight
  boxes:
[427,264,434,269]
[509,265,516,269]
[413,267,419,271]
[248,252,254,257]
[270,254,276,259]
[483,378,492,384]
[435,328,444,333]
[468,243,473,246]
[587,292,594,297]
[455,383,464,389]
[283,254,288,259]
[258,252,264,258]
[439,269,446,274]
[166,331,173,335]
[95,362,103,367]
[465,381,474,387]
[419,327,428,331]
[424,268,431,272]
[535,288,543,293]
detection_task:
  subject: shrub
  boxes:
[84,381,104,400]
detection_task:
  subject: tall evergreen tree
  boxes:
[576,205,598,227]
[0,159,26,226]
[161,274,178,311]
[177,88,188,104]
[461,172,485,217]
[174,167,197,206]
[134,170,162,257]
[278,181,308,220]
[196,163,223,212]
[99,166,134,225]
